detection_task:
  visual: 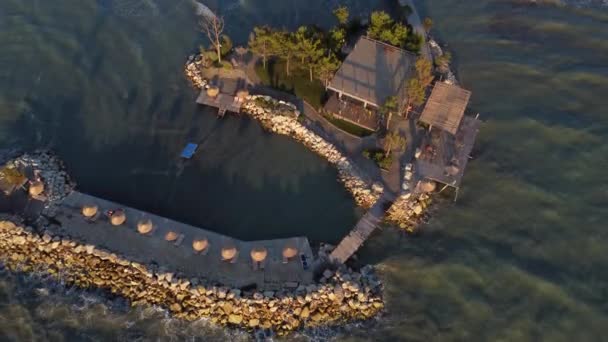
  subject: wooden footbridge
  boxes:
[329,194,394,264]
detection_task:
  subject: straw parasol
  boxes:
[207,86,219,97]
[192,238,209,252]
[110,210,126,226]
[250,247,268,263]
[81,204,98,218]
[282,245,298,260]
[137,219,153,235]
[420,180,437,193]
[445,164,460,176]
[165,231,178,242]
[236,89,249,101]
[221,245,238,261]
[29,181,44,196]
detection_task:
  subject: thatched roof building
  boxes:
[419,82,471,135]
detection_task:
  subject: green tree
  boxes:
[415,57,434,87]
[404,32,423,53]
[329,27,346,52]
[435,52,452,72]
[315,53,340,86]
[383,130,406,158]
[333,6,349,26]
[249,26,276,69]
[406,78,426,112]
[294,27,324,82]
[274,30,296,76]
[220,35,233,57]
[368,11,408,47]
[423,17,433,33]
[380,95,398,130]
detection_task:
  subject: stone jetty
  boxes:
[0,220,383,336]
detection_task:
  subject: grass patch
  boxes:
[255,60,325,109]
[322,113,375,137]
[363,149,393,170]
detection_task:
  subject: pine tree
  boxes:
[249,26,275,69]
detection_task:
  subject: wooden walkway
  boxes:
[329,194,393,264]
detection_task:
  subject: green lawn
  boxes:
[322,114,375,137]
[255,60,325,109]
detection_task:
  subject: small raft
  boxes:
[180,143,198,159]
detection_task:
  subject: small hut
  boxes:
[221,245,238,263]
[192,238,209,254]
[137,219,153,235]
[282,245,298,263]
[81,205,98,218]
[110,210,126,226]
[29,181,44,197]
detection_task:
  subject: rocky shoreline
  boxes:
[241,96,383,209]
[185,58,432,229]
[0,220,383,336]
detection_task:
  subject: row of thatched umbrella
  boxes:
[79,204,299,262]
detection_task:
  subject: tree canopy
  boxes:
[333,6,349,26]
[249,26,277,69]
[368,11,408,47]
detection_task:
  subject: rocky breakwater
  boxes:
[184,55,207,89]
[0,220,384,336]
[8,151,73,211]
[242,96,383,209]
[384,163,433,233]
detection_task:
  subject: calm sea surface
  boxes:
[1,0,607,340]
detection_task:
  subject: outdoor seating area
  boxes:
[53,191,315,289]
[323,93,380,131]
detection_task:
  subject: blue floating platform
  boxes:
[180,143,198,159]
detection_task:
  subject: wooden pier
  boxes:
[329,194,393,264]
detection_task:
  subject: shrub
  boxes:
[362,149,393,170]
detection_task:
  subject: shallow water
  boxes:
[1,0,608,340]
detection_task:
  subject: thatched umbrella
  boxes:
[236,89,249,101]
[29,181,44,196]
[165,231,178,242]
[110,210,126,226]
[207,86,219,97]
[221,245,238,261]
[420,180,437,193]
[445,164,460,176]
[282,245,298,260]
[192,238,209,253]
[250,247,268,263]
[137,219,153,235]
[81,205,98,218]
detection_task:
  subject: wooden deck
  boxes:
[415,115,481,188]
[329,195,392,264]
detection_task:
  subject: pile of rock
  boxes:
[184,55,207,89]
[242,96,382,208]
[0,220,384,336]
[9,151,73,208]
[386,191,432,233]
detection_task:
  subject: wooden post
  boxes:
[454,187,459,202]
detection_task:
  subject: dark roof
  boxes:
[420,82,472,135]
[327,36,416,108]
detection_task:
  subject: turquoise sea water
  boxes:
[1,0,608,340]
